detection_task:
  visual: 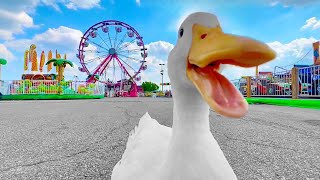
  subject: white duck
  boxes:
[111,12,276,180]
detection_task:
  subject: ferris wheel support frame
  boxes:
[86,54,112,82]
[114,55,134,83]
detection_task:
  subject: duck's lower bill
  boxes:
[187,62,248,118]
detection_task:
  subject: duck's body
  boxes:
[111,12,275,180]
[112,89,237,180]
[112,112,171,180]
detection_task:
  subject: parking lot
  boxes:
[0,98,319,179]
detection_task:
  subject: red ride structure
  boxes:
[77,20,148,97]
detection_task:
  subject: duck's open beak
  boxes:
[187,24,276,118]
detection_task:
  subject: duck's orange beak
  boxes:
[187,24,276,118]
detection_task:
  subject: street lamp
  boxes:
[73,75,79,94]
[159,63,165,92]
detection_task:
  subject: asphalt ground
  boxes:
[0,98,319,180]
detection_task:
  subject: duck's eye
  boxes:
[179,28,184,38]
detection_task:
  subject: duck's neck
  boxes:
[157,86,237,179]
[158,86,215,179]
[171,86,210,135]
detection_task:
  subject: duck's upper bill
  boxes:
[187,24,276,118]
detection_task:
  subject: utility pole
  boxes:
[159,63,165,92]
[73,75,79,94]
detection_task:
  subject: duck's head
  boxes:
[168,12,276,118]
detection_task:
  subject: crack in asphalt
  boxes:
[217,122,320,179]
[208,118,299,152]
[222,133,299,152]
[0,106,134,175]
[210,109,320,140]
[0,147,91,173]
[243,118,320,140]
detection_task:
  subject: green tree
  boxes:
[142,81,159,92]
[46,58,73,94]
[0,58,7,83]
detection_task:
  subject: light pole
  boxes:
[73,75,79,94]
[159,63,165,92]
[0,58,8,87]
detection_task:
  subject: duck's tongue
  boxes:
[187,65,248,118]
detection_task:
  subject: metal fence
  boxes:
[231,65,320,98]
[297,65,320,97]
[231,78,243,95]
[0,80,105,95]
[251,71,292,97]
[1,65,319,99]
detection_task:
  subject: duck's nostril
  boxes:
[200,34,207,39]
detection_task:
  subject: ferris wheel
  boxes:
[77,20,148,86]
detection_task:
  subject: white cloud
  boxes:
[267,37,316,60]
[0,0,101,40]
[270,1,279,6]
[135,0,141,6]
[0,0,43,40]
[0,10,36,40]
[144,41,173,75]
[1,0,103,11]
[0,0,39,13]
[41,0,61,11]
[34,26,83,50]
[0,44,15,61]
[0,30,13,41]
[137,41,174,86]
[65,0,101,10]
[0,0,42,40]
[301,17,320,31]
[146,41,174,59]
[268,0,320,6]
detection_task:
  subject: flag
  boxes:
[313,41,320,65]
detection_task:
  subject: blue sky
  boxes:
[1,0,320,86]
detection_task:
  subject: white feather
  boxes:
[112,112,171,180]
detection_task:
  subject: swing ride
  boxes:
[77,20,148,97]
